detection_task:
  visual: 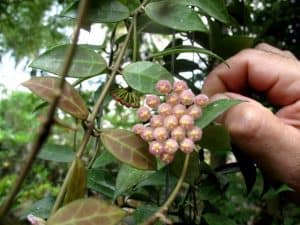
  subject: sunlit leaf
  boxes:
[145,2,207,32]
[123,61,173,95]
[38,144,74,163]
[47,198,126,225]
[64,158,86,204]
[30,44,107,78]
[114,164,153,199]
[100,129,156,170]
[22,77,89,120]
[196,99,242,128]
[203,213,237,225]
[151,45,225,63]
[87,169,115,198]
[63,0,130,23]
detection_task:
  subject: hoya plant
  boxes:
[2,0,295,225]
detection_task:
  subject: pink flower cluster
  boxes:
[133,80,209,164]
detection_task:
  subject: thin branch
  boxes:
[0,0,89,218]
[141,154,190,225]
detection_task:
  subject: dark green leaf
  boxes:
[199,125,231,154]
[64,158,86,204]
[30,44,107,78]
[63,0,130,23]
[114,164,153,199]
[151,45,225,63]
[87,169,115,198]
[198,177,222,201]
[263,184,294,199]
[38,144,74,163]
[196,99,242,129]
[132,205,160,224]
[47,198,126,225]
[137,14,174,34]
[171,0,231,24]
[20,196,55,219]
[164,59,199,73]
[22,77,89,120]
[100,129,157,170]
[145,2,207,32]
[203,213,237,225]
[123,61,173,95]
[92,150,118,168]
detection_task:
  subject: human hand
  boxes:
[202,43,300,196]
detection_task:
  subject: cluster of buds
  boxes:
[133,80,209,164]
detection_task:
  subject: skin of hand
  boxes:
[202,43,300,199]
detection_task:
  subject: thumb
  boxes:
[211,92,300,194]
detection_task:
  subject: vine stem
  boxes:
[141,154,190,225]
[50,13,136,215]
[0,0,89,218]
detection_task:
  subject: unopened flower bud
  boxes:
[149,141,164,155]
[187,127,203,142]
[180,138,195,153]
[145,95,160,108]
[137,106,151,122]
[180,89,195,106]
[153,127,168,142]
[158,103,172,116]
[179,114,194,130]
[173,80,188,93]
[150,115,164,128]
[133,124,145,135]
[195,94,209,106]
[187,105,202,119]
[156,80,172,94]
[171,126,186,142]
[173,104,187,118]
[160,152,175,164]
[166,93,179,105]
[141,127,154,141]
[164,115,178,130]
[164,139,179,154]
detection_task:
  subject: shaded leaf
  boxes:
[199,125,231,153]
[30,44,107,78]
[64,158,86,205]
[123,61,173,95]
[87,169,115,198]
[38,144,74,163]
[132,205,160,224]
[92,151,118,168]
[22,77,89,120]
[47,198,126,225]
[145,2,207,32]
[203,213,237,225]
[20,196,55,220]
[164,59,199,73]
[171,0,231,24]
[151,46,225,63]
[137,14,174,34]
[100,129,156,170]
[114,164,153,199]
[196,99,242,129]
[263,184,294,199]
[63,0,130,23]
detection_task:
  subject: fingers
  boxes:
[203,47,300,106]
[255,43,298,60]
[215,96,300,192]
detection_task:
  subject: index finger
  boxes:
[202,48,300,106]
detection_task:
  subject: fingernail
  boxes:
[209,93,230,103]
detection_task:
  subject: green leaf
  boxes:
[38,144,74,163]
[87,169,115,198]
[63,0,130,23]
[132,205,160,224]
[199,125,231,153]
[47,198,126,225]
[145,2,207,32]
[20,196,55,219]
[171,0,231,24]
[64,158,86,205]
[203,213,237,225]
[137,14,174,34]
[263,184,294,199]
[114,164,153,199]
[196,99,242,129]
[151,45,225,63]
[22,77,89,120]
[30,44,107,78]
[92,150,118,168]
[164,59,199,73]
[123,61,173,95]
[100,129,157,170]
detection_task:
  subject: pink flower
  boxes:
[164,115,178,130]
[160,152,175,164]
[156,80,172,94]
[173,80,188,93]
[150,115,164,128]
[180,89,195,106]
[141,127,154,141]
[187,127,203,142]
[149,141,164,155]
[145,95,160,108]
[158,103,172,116]
[171,126,186,142]
[137,106,151,122]
[194,94,209,106]
[133,123,145,135]
[180,138,195,153]
[173,104,187,118]
[153,127,168,142]
[179,114,194,130]
[164,139,179,154]
[187,105,202,119]
[166,93,179,105]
